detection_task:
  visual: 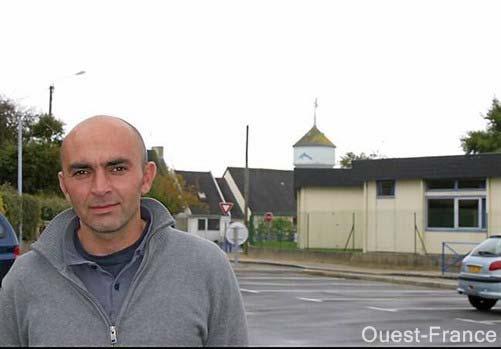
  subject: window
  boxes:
[427,198,487,230]
[427,179,455,190]
[428,199,454,228]
[426,178,487,231]
[198,219,206,231]
[458,179,486,189]
[427,179,486,190]
[377,180,395,197]
[207,219,220,231]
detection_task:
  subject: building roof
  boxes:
[175,170,223,216]
[216,178,244,219]
[294,168,364,191]
[225,167,296,216]
[294,153,501,190]
[293,125,336,148]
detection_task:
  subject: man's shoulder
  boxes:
[157,227,230,269]
[1,250,44,289]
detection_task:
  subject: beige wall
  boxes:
[488,178,501,235]
[297,186,364,249]
[298,177,501,255]
[365,180,425,253]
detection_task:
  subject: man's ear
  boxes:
[141,161,157,195]
[58,171,71,202]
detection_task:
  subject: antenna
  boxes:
[313,98,318,126]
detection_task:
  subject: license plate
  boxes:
[468,265,482,273]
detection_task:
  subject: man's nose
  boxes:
[91,169,112,195]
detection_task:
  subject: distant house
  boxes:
[294,153,501,254]
[221,167,296,225]
[174,170,229,243]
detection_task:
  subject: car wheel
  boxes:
[468,296,497,311]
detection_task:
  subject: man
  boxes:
[0,116,248,346]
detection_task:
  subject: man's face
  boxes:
[58,119,156,235]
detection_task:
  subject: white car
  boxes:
[457,235,501,311]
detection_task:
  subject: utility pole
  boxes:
[244,125,249,254]
[49,84,54,117]
[17,115,23,247]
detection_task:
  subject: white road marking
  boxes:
[323,290,453,294]
[297,297,324,303]
[393,307,474,311]
[367,306,398,312]
[456,318,496,326]
[240,288,261,294]
[238,282,414,287]
[237,277,342,281]
[238,282,347,287]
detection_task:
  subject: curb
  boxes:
[236,259,458,290]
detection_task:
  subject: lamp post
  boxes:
[17,70,86,246]
[49,70,85,117]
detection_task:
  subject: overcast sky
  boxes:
[2,0,501,176]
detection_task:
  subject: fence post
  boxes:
[307,213,310,250]
[352,212,355,250]
[441,242,445,275]
[414,212,417,254]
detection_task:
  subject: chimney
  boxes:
[152,146,164,159]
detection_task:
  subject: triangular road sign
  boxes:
[219,202,234,215]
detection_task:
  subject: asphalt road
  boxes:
[234,264,501,347]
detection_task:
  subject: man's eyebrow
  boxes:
[67,159,131,172]
[106,158,131,167]
[68,162,92,171]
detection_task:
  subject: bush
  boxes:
[0,184,41,242]
[255,217,294,242]
[0,193,5,214]
[38,195,70,221]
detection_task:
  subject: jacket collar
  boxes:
[31,198,175,271]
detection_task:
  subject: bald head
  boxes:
[60,115,147,170]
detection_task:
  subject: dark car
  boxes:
[0,213,19,285]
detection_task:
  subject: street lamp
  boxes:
[17,70,86,246]
[49,70,86,117]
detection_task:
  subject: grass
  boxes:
[251,240,362,253]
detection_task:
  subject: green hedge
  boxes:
[0,194,5,214]
[0,185,41,241]
[0,185,70,242]
[38,195,70,221]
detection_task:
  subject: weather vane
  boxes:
[313,98,318,126]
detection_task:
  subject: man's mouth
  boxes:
[89,203,120,211]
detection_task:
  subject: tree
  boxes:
[461,98,501,154]
[0,97,65,195]
[0,96,37,147]
[30,114,65,144]
[147,172,207,215]
[340,151,381,168]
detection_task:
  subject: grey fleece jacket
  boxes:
[0,198,248,347]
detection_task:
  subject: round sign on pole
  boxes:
[264,212,273,223]
[225,222,249,246]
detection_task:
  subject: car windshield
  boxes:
[471,238,501,257]
[0,225,5,239]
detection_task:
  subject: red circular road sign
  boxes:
[264,212,273,223]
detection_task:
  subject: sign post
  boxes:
[219,202,234,252]
[225,222,249,265]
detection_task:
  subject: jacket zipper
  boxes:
[110,326,118,344]
[60,270,118,346]
[113,230,156,331]
[61,230,158,346]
